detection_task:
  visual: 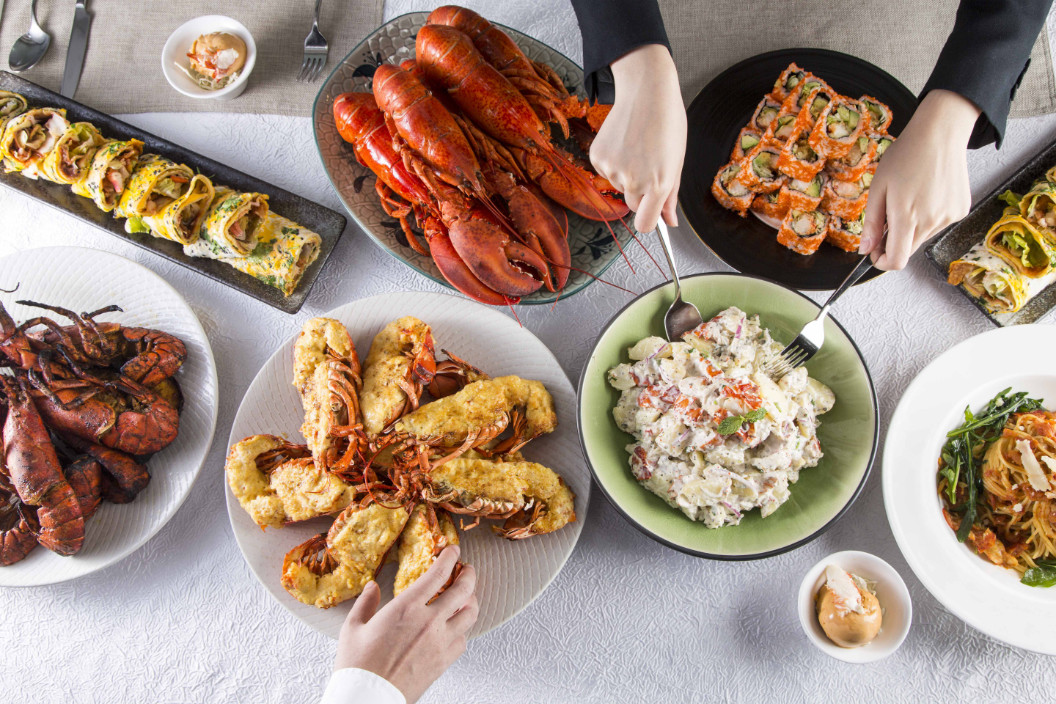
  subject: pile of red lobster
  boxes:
[333,5,628,305]
[0,300,186,566]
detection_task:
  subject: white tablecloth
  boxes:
[3,2,1056,702]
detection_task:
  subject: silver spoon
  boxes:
[8,0,51,73]
[655,219,704,340]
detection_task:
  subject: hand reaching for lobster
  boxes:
[333,546,477,704]
[589,43,687,234]
[859,89,979,270]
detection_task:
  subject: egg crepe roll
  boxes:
[71,138,145,212]
[1020,180,1056,233]
[1,108,69,176]
[948,243,1029,313]
[40,122,105,185]
[116,154,194,220]
[184,213,320,296]
[125,173,215,244]
[194,187,270,257]
[984,211,1056,278]
[0,91,28,131]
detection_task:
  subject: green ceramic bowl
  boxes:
[578,273,878,559]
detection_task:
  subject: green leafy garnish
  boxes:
[1022,559,1056,588]
[998,190,1022,209]
[718,408,767,436]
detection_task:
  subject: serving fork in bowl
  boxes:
[298,0,329,82]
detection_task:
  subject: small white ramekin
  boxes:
[161,15,257,101]
[797,550,912,663]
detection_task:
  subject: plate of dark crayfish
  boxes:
[312,7,638,307]
[0,246,218,586]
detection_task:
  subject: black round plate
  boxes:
[678,48,918,290]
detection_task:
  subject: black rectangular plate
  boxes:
[0,71,346,314]
[926,132,1056,326]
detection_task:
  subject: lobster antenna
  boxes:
[547,261,638,296]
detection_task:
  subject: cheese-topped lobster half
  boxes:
[226,310,576,610]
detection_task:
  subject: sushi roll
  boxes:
[777,209,829,255]
[776,127,824,181]
[734,144,784,193]
[730,126,763,161]
[762,113,797,148]
[770,63,807,102]
[712,161,754,215]
[784,171,828,211]
[827,213,865,252]
[780,74,831,116]
[751,97,782,133]
[809,97,869,159]
[821,170,872,219]
[827,135,877,182]
[870,132,895,163]
[751,188,791,221]
[859,95,892,133]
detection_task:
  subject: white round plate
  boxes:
[883,324,1056,654]
[0,247,218,586]
[225,291,589,639]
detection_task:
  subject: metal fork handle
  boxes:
[656,220,682,294]
[814,255,874,322]
[313,0,322,27]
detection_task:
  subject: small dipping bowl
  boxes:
[162,15,256,101]
[798,550,912,663]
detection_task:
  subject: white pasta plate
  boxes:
[225,291,589,639]
[0,246,218,587]
[883,324,1056,654]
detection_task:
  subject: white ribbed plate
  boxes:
[225,291,589,639]
[0,246,218,586]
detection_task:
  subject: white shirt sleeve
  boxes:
[318,668,406,704]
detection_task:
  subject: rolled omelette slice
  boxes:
[1,107,69,176]
[184,213,321,296]
[1020,179,1056,232]
[71,138,145,212]
[128,173,215,244]
[984,211,1056,278]
[116,154,194,220]
[40,122,105,185]
[948,242,1030,313]
[0,91,28,132]
[196,187,270,257]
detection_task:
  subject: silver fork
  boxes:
[762,255,875,380]
[298,0,329,82]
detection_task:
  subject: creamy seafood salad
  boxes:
[607,307,835,527]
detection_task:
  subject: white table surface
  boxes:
[3,1,1056,702]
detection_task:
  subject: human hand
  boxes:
[589,43,687,233]
[859,89,980,270]
[334,546,477,704]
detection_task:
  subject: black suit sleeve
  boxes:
[569,0,671,103]
[922,0,1053,149]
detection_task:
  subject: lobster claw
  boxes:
[504,181,571,291]
[445,206,548,298]
[517,147,630,222]
[422,216,517,306]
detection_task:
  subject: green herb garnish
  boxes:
[998,190,1022,209]
[1022,559,1056,588]
[718,408,767,436]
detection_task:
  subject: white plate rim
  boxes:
[882,324,1056,654]
[0,245,219,586]
[224,290,590,639]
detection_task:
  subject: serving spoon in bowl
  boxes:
[655,219,704,340]
[8,0,51,73]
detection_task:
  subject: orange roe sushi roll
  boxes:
[821,170,872,219]
[733,144,783,193]
[789,88,833,134]
[776,127,824,181]
[827,212,865,252]
[770,63,807,102]
[827,135,877,182]
[809,97,869,159]
[750,97,782,133]
[762,113,797,148]
[870,131,895,162]
[784,171,827,211]
[777,209,829,255]
[712,161,754,215]
[780,74,831,117]
[730,126,763,161]
[859,95,892,132]
[751,188,791,220]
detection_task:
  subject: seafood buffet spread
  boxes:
[226,315,576,608]
[0,91,320,297]
[607,307,834,527]
[0,301,187,566]
[712,63,895,256]
[332,6,626,306]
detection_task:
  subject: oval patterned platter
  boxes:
[312,12,635,304]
